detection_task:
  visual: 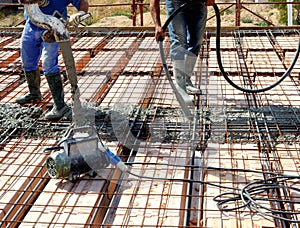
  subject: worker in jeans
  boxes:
[150,0,214,106]
[16,0,89,120]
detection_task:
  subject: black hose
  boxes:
[159,1,300,93]
[213,3,300,93]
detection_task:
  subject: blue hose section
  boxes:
[105,148,122,166]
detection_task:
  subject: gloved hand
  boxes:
[69,11,89,27]
[42,30,56,43]
[38,0,49,7]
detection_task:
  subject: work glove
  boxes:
[42,30,56,43]
[38,0,49,7]
[69,11,90,27]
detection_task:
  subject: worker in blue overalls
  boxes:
[16,0,89,120]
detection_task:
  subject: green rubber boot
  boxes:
[15,69,42,104]
[185,55,201,95]
[45,72,70,120]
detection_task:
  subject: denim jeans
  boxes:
[20,21,60,74]
[166,0,207,60]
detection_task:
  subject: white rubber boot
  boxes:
[185,55,201,95]
[173,60,194,107]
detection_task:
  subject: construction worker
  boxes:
[150,0,214,106]
[16,0,89,120]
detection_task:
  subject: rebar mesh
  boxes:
[0,28,299,227]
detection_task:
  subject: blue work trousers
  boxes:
[20,21,60,75]
[166,0,207,60]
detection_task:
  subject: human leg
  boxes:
[42,42,70,120]
[186,4,207,56]
[166,0,194,106]
[185,4,207,95]
[185,54,201,95]
[44,72,70,120]
[16,22,43,104]
[15,69,42,104]
[173,59,194,106]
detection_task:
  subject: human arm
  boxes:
[69,0,89,27]
[150,0,165,42]
[78,0,88,13]
[206,0,215,6]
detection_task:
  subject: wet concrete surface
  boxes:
[1,103,299,146]
[225,106,300,144]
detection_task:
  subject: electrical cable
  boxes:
[158,1,300,94]
[124,161,292,176]
[238,177,300,223]
[124,162,300,223]
[126,169,239,190]
[125,161,300,183]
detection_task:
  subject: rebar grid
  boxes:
[0,29,299,227]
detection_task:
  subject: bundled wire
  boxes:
[214,176,300,223]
